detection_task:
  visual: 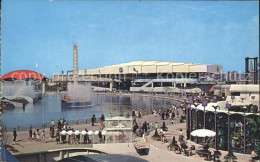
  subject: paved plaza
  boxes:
[4,112,252,162]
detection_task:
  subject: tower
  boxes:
[73,43,78,85]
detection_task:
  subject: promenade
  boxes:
[5,113,251,161]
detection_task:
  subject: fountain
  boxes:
[61,82,93,108]
[0,81,40,104]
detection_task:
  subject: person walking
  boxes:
[13,128,17,142]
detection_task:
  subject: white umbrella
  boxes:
[191,129,216,137]
[60,130,67,135]
[88,130,93,135]
[81,130,87,135]
[68,130,73,136]
[101,130,106,135]
[75,130,80,135]
[94,130,99,135]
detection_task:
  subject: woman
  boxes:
[41,130,45,142]
[178,129,183,142]
[32,129,36,140]
[36,129,40,141]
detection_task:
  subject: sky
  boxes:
[1,0,259,77]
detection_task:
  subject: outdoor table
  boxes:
[195,149,203,157]
[202,151,212,161]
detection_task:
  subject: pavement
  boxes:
[5,112,251,162]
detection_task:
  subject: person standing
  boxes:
[91,115,95,126]
[178,129,183,142]
[28,127,32,140]
[41,130,45,142]
[83,129,89,144]
[13,128,17,142]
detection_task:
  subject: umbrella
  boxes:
[60,130,67,135]
[68,130,73,136]
[75,130,80,135]
[88,131,93,135]
[191,129,216,137]
[94,131,99,135]
[81,130,87,135]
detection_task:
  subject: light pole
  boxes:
[242,106,247,154]
[240,96,245,103]
[188,97,193,140]
[202,102,208,129]
[193,102,199,143]
[224,103,237,161]
[212,105,219,149]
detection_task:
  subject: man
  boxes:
[251,149,260,160]
[13,128,17,142]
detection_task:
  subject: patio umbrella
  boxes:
[191,129,216,137]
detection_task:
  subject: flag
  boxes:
[133,67,138,73]
[208,85,214,92]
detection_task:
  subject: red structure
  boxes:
[1,70,46,81]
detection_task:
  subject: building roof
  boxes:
[79,60,222,75]
[1,70,46,81]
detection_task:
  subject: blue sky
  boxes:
[2,0,259,77]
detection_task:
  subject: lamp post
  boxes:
[193,102,199,143]
[224,103,237,161]
[242,106,247,154]
[240,96,245,103]
[188,97,193,140]
[202,102,207,129]
[212,105,219,149]
[185,99,189,140]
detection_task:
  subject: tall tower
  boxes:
[0,0,2,93]
[73,43,78,85]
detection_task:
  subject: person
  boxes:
[36,129,40,141]
[98,130,102,143]
[32,129,36,140]
[100,114,105,127]
[49,129,52,141]
[178,129,183,142]
[203,143,209,151]
[184,146,193,156]
[83,129,89,144]
[75,133,80,144]
[13,128,17,142]
[51,119,55,127]
[181,141,188,149]
[41,130,45,142]
[155,122,158,129]
[28,127,32,140]
[91,115,95,126]
[251,149,260,160]
[56,132,60,144]
[142,121,148,133]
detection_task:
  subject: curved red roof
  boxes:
[1,70,46,81]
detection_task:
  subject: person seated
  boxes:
[251,149,260,160]
[184,146,193,156]
[203,142,210,151]
[181,141,188,150]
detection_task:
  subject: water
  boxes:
[67,82,93,101]
[1,81,35,98]
[1,94,180,130]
